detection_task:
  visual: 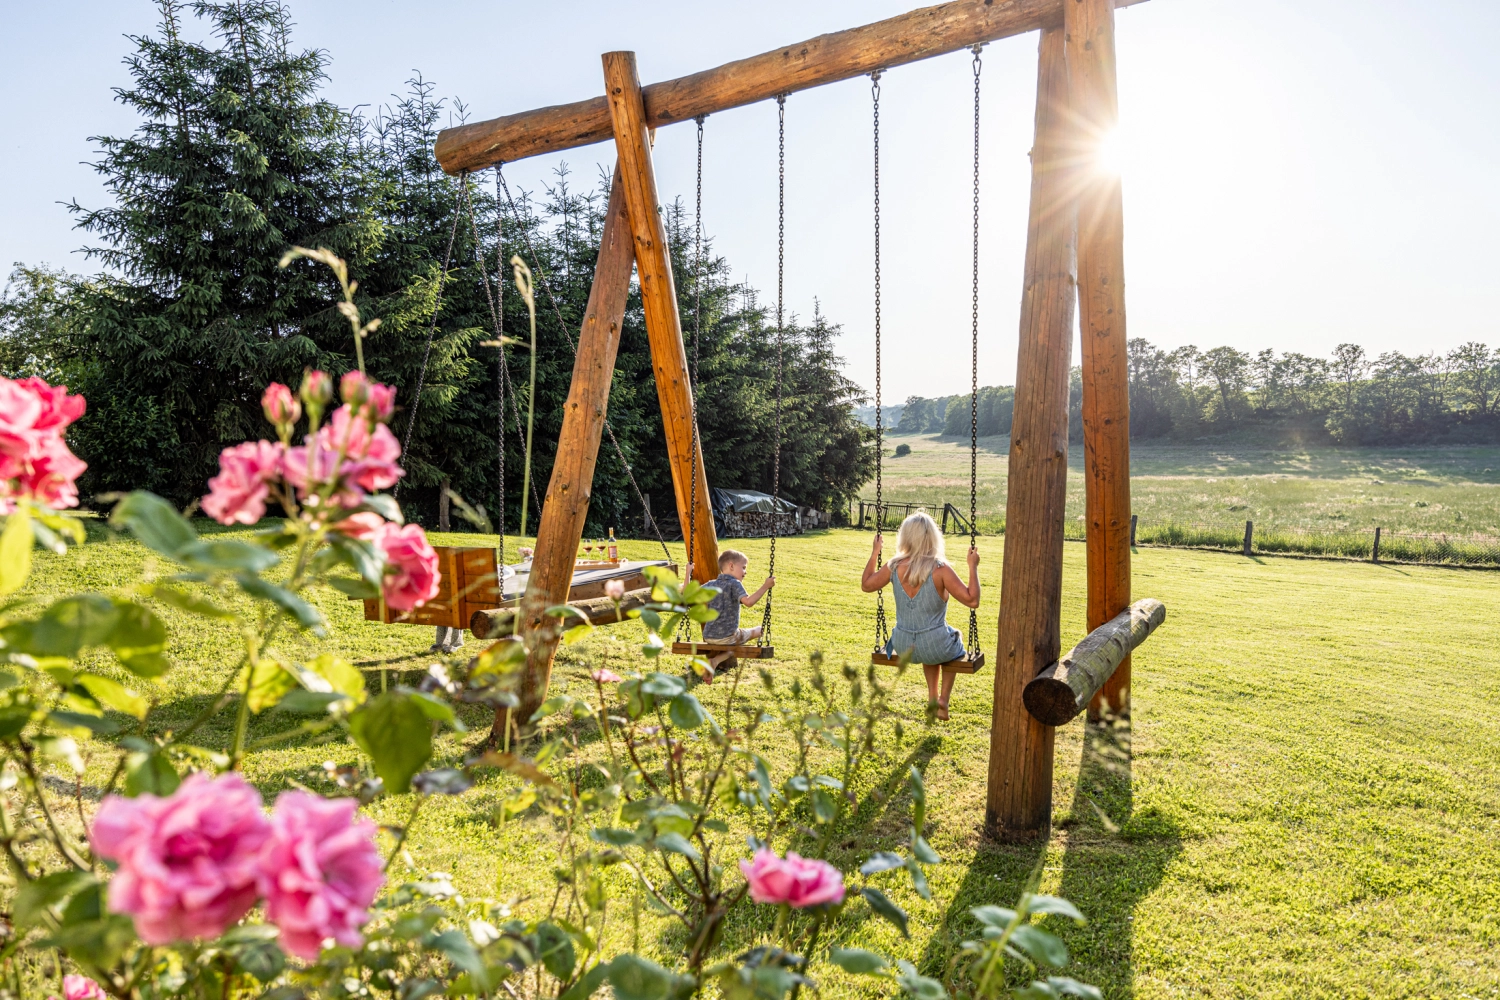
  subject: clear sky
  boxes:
[3,0,1498,400]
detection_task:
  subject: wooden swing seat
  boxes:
[671,642,775,659]
[870,650,985,675]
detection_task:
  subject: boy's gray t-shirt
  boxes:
[703,574,748,639]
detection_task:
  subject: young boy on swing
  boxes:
[698,549,775,671]
[860,512,980,720]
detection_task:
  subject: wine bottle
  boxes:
[607,527,618,561]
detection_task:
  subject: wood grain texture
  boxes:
[670,643,776,659]
[984,25,1076,842]
[471,588,652,640]
[603,51,720,586]
[1023,599,1164,725]
[434,0,1150,174]
[871,652,984,674]
[1067,0,1134,721]
[513,163,635,727]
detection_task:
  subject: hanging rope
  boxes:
[967,45,983,659]
[395,171,464,498]
[760,95,787,648]
[494,168,673,563]
[870,71,889,653]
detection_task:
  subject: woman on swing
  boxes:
[861,511,980,720]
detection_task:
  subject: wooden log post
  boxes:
[511,164,635,733]
[1067,0,1133,722]
[603,50,719,584]
[1023,599,1165,725]
[1242,520,1253,556]
[435,0,1150,174]
[472,587,652,641]
[984,25,1077,842]
[1372,526,1382,562]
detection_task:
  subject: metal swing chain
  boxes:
[760,94,787,647]
[494,171,506,576]
[681,115,706,643]
[967,45,983,657]
[462,173,543,526]
[871,71,890,652]
[395,170,464,498]
[494,167,673,562]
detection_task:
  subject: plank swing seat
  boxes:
[871,649,984,675]
[670,641,775,660]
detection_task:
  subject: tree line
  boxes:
[888,339,1499,445]
[0,0,874,531]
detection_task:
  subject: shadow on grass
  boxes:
[911,718,1182,997]
[1053,717,1183,999]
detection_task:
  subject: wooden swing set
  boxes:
[431,0,1164,841]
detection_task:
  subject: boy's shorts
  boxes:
[705,627,755,646]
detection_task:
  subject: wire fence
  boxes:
[853,499,1500,568]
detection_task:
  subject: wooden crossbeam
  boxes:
[1023,599,1164,725]
[434,0,1149,174]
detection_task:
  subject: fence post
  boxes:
[1243,520,1253,557]
[1372,526,1381,563]
[1129,514,1138,546]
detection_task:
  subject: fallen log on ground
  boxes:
[1022,599,1166,725]
[468,588,652,640]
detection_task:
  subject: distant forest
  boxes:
[876,339,1500,446]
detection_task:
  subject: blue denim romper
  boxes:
[882,561,966,664]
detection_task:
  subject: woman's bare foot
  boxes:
[935,702,950,721]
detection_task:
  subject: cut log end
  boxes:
[1022,598,1165,726]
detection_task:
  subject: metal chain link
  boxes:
[494,171,506,575]
[494,167,673,562]
[463,174,543,526]
[871,71,889,653]
[968,45,983,657]
[760,95,787,647]
[682,115,706,642]
[395,171,464,499]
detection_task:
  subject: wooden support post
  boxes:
[512,164,635,731]
[1129,513,1137,546]
[1068,0,1133,722]
[1372,526,1382,562]
[603,51,719,584]
[1024,599,1165,725]
[984,25,1076,842]
[1243,520,1253,557]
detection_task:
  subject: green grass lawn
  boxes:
[875,433,1500,537]
[18,524,1500,999]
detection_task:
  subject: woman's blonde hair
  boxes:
[892,512,946,588]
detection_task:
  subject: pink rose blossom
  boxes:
[320,405,403,493]
[0,376,87,509]
[202,440,284,525]
[258,791,383,960]
[300,369,333,408]
[366,382,396,422]
[591,668,623,683]
[373,522,440,611]
[604,579,626,601]
[89,773,271,945]
[51,974,106,1000]
[332,511,386,541]
[339,370,370,406]
[340,372,397,423]
[738,849,845,908]
[19,434,87,510]
[262,382,301,427]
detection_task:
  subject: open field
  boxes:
[872,432,1500,538]
[18,522,1500,999]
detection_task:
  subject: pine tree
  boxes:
[64,0,376,500]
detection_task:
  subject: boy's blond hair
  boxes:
[717,549,748,571]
